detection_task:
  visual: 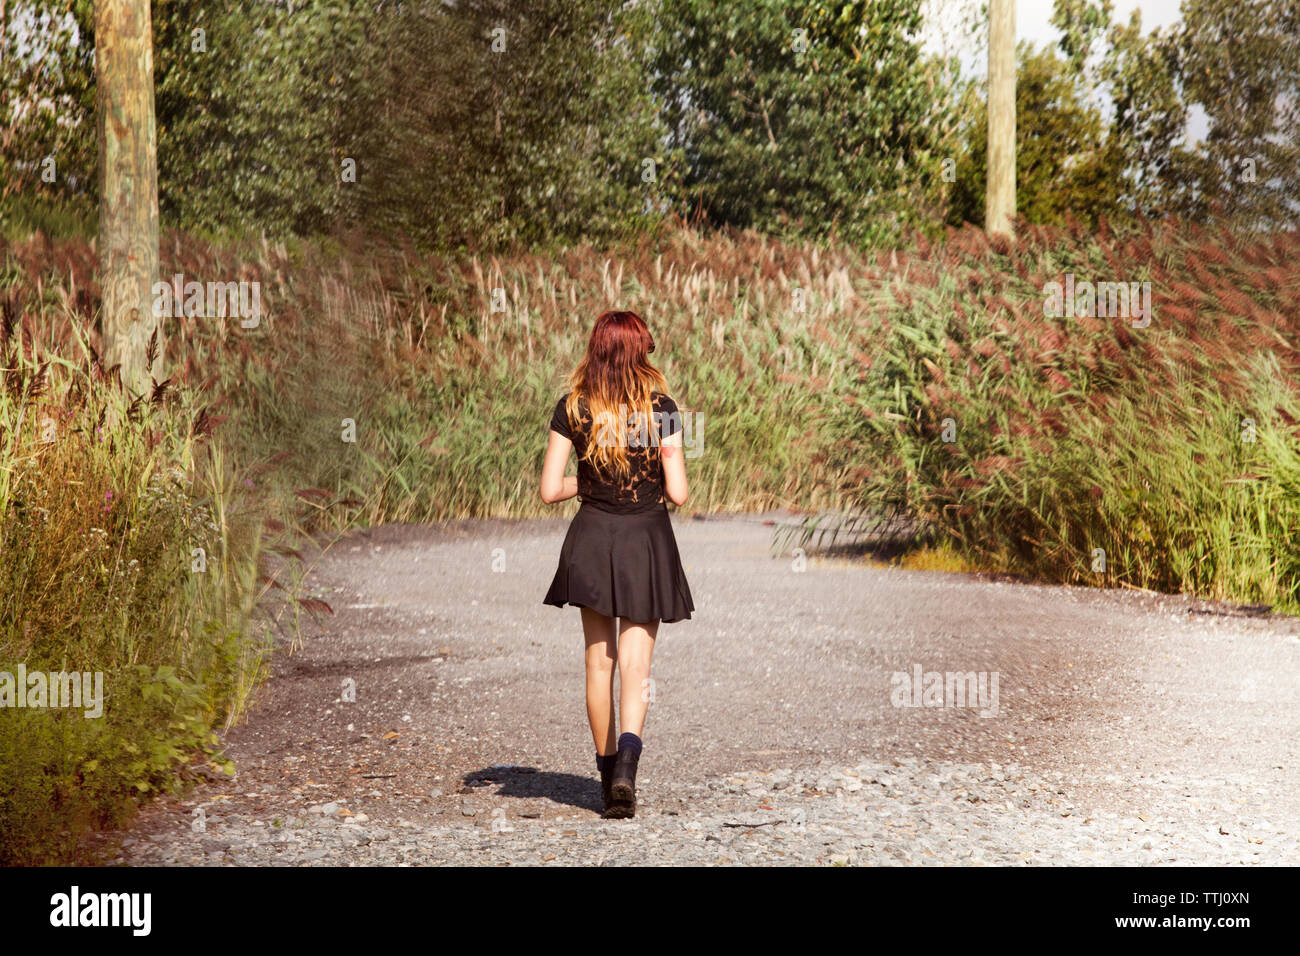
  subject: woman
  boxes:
[540,309,694,820]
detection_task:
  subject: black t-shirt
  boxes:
[549,391,682,513]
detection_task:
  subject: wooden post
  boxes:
[986,0,1016,238]
[95,0,161,392]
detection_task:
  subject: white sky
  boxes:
[922,0,1187,69]
[1022,0,1184,44]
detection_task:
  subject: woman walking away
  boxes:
[540,310,694,819]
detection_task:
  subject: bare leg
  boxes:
[617,618,659,738]
[581,607,617,754]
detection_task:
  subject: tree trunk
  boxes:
[986,0,1016,238]
[95,0,161,393]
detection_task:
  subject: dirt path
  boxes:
[99,513,1300,865]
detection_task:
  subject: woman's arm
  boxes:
[661,430,689,507]
[540,430,578,503]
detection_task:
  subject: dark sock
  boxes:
[596,752,616,773]
[617,732,643,756]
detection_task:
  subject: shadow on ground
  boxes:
[462,766,600,814]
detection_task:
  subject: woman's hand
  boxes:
[540,431,578,503]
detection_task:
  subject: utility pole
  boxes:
[95,0,161,392]
[986,0,1016,238]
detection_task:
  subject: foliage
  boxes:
[947,42,1125,230]
[1157,0,1300,229]
[0,1,97,230]
[0,257,282,862]
[338,0,669,249]
[828,218,1300,609]
[0,664,229,865]
[1054,0,1300,230]
[653,0,962,245]
[151,0,360,235]
[2,0,669,246]
[6,0,1298,241]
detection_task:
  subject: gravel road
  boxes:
[98,512,1300,866]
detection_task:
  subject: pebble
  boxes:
[104,755,1300,867]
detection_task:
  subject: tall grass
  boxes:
[8,219,1297,604]
[101,228,874,525]
[824,218,1300,610]
[0,290,280,863]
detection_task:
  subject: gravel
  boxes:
[90,512,1300,866]
[105,755,1296,866]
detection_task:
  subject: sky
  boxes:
[922,0,1187,70]
[1021,0,1185,45]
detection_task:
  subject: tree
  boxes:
[949,43,1125,230]
[1159,0,1300,229]
[7,1,668,248]
[1055,0,1300,230]
[340,0,667,249]
[95,0,160,391]
[1078,2,1187,218]
[0,2,96,227]
[653,0,961,245]
[151,0,365,236]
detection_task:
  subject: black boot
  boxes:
[606,747,640,819]
[599,761,617,816]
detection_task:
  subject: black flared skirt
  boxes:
[543,502,694,624]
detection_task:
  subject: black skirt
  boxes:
[543,501,694,624]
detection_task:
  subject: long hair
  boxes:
[564,310,670,478]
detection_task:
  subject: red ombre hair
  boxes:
[564,310,671,478]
